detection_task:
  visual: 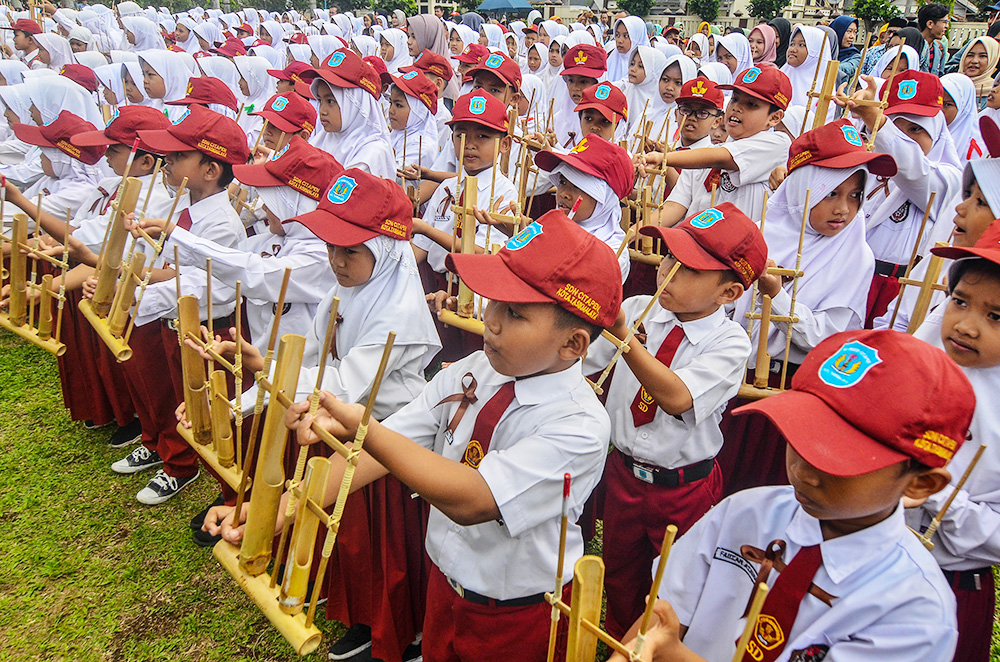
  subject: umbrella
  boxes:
[476,0,536,14]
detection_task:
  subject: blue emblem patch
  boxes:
[327,175,357,205]
[690,208,724,229]
[841,125,862,146]
[818,340,882,388]
[402,70,418,80]
[595,84,610,100]
[469,96,487,115]
[742,67,761,83]
[271,96,288,111]
[327,51,346,68]
[105,109,120,128]
[897,80,917,100]
[171,109,190,125]
[269,143,290,161]
[505,223,542,250]
[484,53,504,69]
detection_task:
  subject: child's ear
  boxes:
[204,159,222,183]
[716,280,744,306]
[904,467,952,500]
[500,134,512,154]
[559,326,592,361]
[767,108,785,128]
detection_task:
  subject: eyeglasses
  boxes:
[677,106,722,120]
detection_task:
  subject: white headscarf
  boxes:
[480,23,503,50]
[549,161,624,249]
[25,76,103,126]
[539,20,568,44]
[68,26,97,51]
[260,20,286,55]
[249,44,284,69]
[716,32,753,77]
[288,43,312,64]
[781,26,833,113]
[390,85,438,170]
[74,51,109,69]
[942,73,985,164]
[307,35,343,63]
[234,54,276,137]
[607,16,648,83]
[310,78,395,178]
[380,28,412,73]
[197,56,242,102]
[138,50,193,121]
[121,61,152,106]
[0,82,33,123]
[872,44,919,81]
[625,46,667,137]
[648,53,697,142]
[698,61,733,87]
[94,63,125,105]
[688,33,711,65]
[351,34,379,58]
[519,72,546,134]
[122,16,166,51]
[0,60,27,85]
[33,33,73,70]
[652,40,682,59]
[192,21,224,52]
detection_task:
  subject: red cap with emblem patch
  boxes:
[251,91,318,133]
[786,119,897,176]
[676,76,725,111]
[164,76,240,114]
[232,135,342,199]
[289,168,413,244]
[266,60,318,87]
[1,19,42,34]
[639,202,767,288]
[212,37,248,57]
[60,64,98,92]
[72,105,171,152]
[574,82,627,125]
[307,48,382,101]
[138,104,250,165]
[560,44,607,78]
[406,48,453,81]
[468,51,522,92]
[535,133,634,200]
[882,70,943,117]
[735,330,975,476]
[447,92,509,133]
[14,110,105,165]
[446,210,623,328]
[718,66,792,110]
[455,43,489,64]
[391,69,439,113]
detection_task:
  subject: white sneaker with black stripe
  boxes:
[111,446,162,474]
[136,469,199,505]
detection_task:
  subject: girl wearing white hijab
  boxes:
[648,53,697,144]
[624,45,667,138]
[33,33,74,70]
[781,25,833,118]
[287,43,312,64]
[942,73,985,164]
[538,19,567,46]
[75,51,109,69]
[380,28,412,74]
[518,72,546,136]
[522,42,551,87]
[607,16,649,84]
[259,20,286,55]
[249,44,285,70]
[479,23,503,50]
[192,21,224,53]
[26,75,102,126]
[310,76,395,178]
[715,32,753,76]
[307,34,343,66]
[122,16,166,51]
[234,55,277,143]
[138,50,194,122]
[196,55,242,103]
[686,33,711,64]
[388,75,439,173]
[0,83,41,178]
[121,61,153,106]
[94,63,125,106]
[68,26,98,52]
[0,60,27,86]
[870,44,919,86]
[351,34,379,58]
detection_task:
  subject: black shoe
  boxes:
[328,624,372,660]
[111,446,162,475]
[190,494,226,531]
[108,419,143,449]
[402,634,422,662]
[192,527,221,547]
[136,469,199,505]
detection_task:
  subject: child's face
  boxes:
[942,91,958,125]
[724,90,781,140]
[710,118,728,143]
[70,38,87,53]
[387,85,411,131]
[37,45,51,65]
[28,103,42,126]
[716,45,738,74]
[239,76,251,97]
[677,103,721,144]
[658,63,683,105]
[481,301,580,377]
[579,108,615,141]
[164,150,209,188]
[527,48,542,71]
[175,23,190,41]
[13,30,33,51]
[809,170,864,236]
[628,50,645,85]
[539,25,550,46]
[953,181,995,247]
[276,79,295,94]
[261,122,290,151]
[380,36,395,62]
[941,268,1000,368]
[786,32,807,67]
[506,36,518,59]
[327,243,376,287]
[554,173,598,220]
[105,143,132,176]
[407,27,420,58]
[989,81,1000,110]
[449,29,464,55]
[615,22,631,53]
[564,74,596,104]
[472,71,517,107]
[656,249,742,320]
[685,42,701,59]
[315,81,343,133]
[962,42,990,78]
[892,116,932,155]
[3,106,18,128]
[524,31,537,48]
[748,30,765,59]
[123,68,145,104]
[125,29,137,46]
[451,121,506,173]
[548,40,561,66]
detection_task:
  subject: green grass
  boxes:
[0,331,342,662]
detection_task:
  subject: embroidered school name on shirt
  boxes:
[713,546,757,582]
[555,283,600,320]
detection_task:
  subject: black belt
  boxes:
[446,576,557,607]
[619,450,715,487]
[874,260,908,278]
[943,567,992,592]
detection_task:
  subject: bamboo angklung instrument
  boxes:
[800,30,829,135]
[912,443,987,551]
[545,474,572,662]
[809,60,840,131]
[886,191,941,329]
[731,582,770,662]
[904,241,950,334]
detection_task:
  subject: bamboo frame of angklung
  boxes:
[213,330,397,657]
[885,191,944,333]
[0,208,71,356]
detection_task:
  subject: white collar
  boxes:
[648,305,727,347]
[474,355,585,407]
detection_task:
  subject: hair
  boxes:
[717,268,742,286]
[199,152,235,187]
[949,258,1000,293]
[917,3,949,32]
[900,457,933,475]
[553,304,601,341]
[769,103,781,114]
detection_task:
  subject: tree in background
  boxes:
[852,0,902,32]
[373,0,419,14]
[618,0,655,18]
[688,0,720,22]
[747,0,787,20]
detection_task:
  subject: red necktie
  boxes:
[461,381,516,469]
[630,325,685,427]
[704,168,721,192]
[741,544,823,662]
[176,208,193,231]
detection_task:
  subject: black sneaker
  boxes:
[402,634,422,662]
[111,446,162,474]
[84,419,112,429]
[136,469,199,505]
[328,624,372,661]
[108,419,143,449]
[192,527,221,547]
[190,494,226,531]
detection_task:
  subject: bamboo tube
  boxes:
[457,175,478,318]
[778,190,810,390]
[8,213,26,326]
[566,556,604,662]
[54,210,71,344]
[178,295,212,445]
[634,525,678,659]
[867,39,907,151]
[234,281,243,474]
[753,295,773,388]
[210,370,235,467]
[91,177,142,317]
[889,192,937,329]
[801,30,829,135]
[731,583,769,662]
[108,251,145,337]
[280,456,332,614]
[36,274,53,340]
[26,194,41,329]
[448,134,467,297]
[917,444,987,550]
[710,182,717,207]
[906,245,948,334]
[545,474,572,662]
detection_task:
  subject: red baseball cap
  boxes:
[138,104,250,165]
[932,216,1000,265]
[14,110,105,165]
[446,210,623,328]
[363,55,391,87]
[574,82,627,125]
[267,60,317,85]
[455,42,489,64]
[468,51,522,92]
[251,92,317,133]
[561,44,607,78]
[60,64,98,92]
[309,48,381,100]
[882,70,943,117]
[213,37,248,57]
[535,133,634,200]
[719,66,792,110]
[72,105,171,153]
[639,202,767,288]
[447,92,509,133]
[408,48,453,80]
[391,69,438,113]
[233,136,342,199]
[979,115,1000,157]
[676,76,725,111]
[290,168,413,244]
[2,19,41,35]
[787,119,897,177]
[522,24,538,34]
[165,77,240,114]
[735,330,975,476]
[235,23,254,35]
[289,33,309,45]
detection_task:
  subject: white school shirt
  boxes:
[0,144,43,191]
[168,225,332,353]
[134,189,245,327]
[583,302,748,468]
[659,486,958,662]
[908,309,1000,570]
[435,104,452,154]
[414,166,519,273]
[382,352,610,600]
[73,174,175,257]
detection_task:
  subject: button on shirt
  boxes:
[660,486,957,662]
[381,351,610,600]
[584,300,750,469]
